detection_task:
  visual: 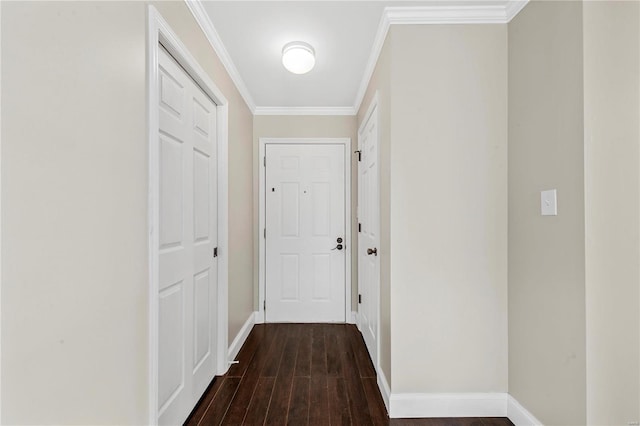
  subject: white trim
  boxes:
[254,106,356,116]
[353,1,529,112]
[505,1,530,22]
[184,0,256,113]
[389,393,508,419]
[352,10,390,115]
[254,310,265,324]
[386,5,510,25]
[147,7,229,424]
[227,312,256,363]
[349,311,357,325]
[377,366,391,412]
[258,138,352,324]
[507,395,544,426]
[0,2,3,419]
[184,0,529,116]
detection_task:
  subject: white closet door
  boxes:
[157,46,218,426]
[265,144,346,323]
[358,107,379,369]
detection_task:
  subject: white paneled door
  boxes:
[157,47,218,426]
[266,144,346,322]
[358,105,379,369]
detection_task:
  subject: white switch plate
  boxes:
[541,189,557,216]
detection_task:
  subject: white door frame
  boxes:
[147,6,229,425]
[258,138,352,324]
[0,3,3,419]
[357,92,381,378]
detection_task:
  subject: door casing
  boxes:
[258,138,353,324]
[147,6,229,425]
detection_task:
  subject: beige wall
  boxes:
[390,25,508,393]
[253,115,358,311]
[584,1,640,424]
[357,33,392,385]
[1,1,254,423]
[3,1,639,424]
[508,1,586,424]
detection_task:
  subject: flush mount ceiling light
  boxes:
[282,41,315,74]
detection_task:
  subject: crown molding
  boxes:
[184,0,529,117]
[505,0,529,22]
[352,8,391,116]
[353,1,529,113]
[386,5,509,25]
[184,0,257,113]
[254,106,357,116]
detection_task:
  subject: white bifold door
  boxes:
[157,46,218,425]
[358,108,379,369]
[266,144,346,323]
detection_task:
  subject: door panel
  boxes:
[280,182,300,237]
[158,282,184,411]
[157,46,217,426]
[193,151,210,241]
[312,254,331,300]
[193,270,211,368]
[358,108,380,370]
[280,254,300,300]
[311,182,330,236]
[266,144,345,323]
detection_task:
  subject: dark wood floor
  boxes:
[185,323,513,426]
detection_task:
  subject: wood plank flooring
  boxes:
[185,324,513,426]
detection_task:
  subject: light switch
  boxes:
[541,189,557,216]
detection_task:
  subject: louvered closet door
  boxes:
[157,46,218,426]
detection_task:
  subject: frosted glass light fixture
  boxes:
[282,41,315,74]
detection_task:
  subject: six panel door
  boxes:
[157,46,218,426]
[265,144,346,323]
[358,108,380,369]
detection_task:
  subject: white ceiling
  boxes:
[197,1,523,113]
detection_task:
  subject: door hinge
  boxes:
[354,150,362,162]
[358,294,362,304]
[263,300,266,310]
[264,228,266,239]
[213,247,218,258]
[358,223,362,233]
[263,156,266,167]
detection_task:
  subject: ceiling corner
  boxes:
[182,0,529,118]
[254,106,357,116]
[505,0,530,22]
[184,0,257,113]
[353,9,391,114]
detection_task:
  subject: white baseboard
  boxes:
[389,392,508,418]
[377,366,391,412]
[226,317,540,425]
[227,311,256,362]
[507,395,543,426]
[253,311,356,325]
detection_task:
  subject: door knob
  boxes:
[367,248,377,256]
[332,244,343,251]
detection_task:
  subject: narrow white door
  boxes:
[358,108,379,368]
[266,144,346,322]
[157,46,218,426]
